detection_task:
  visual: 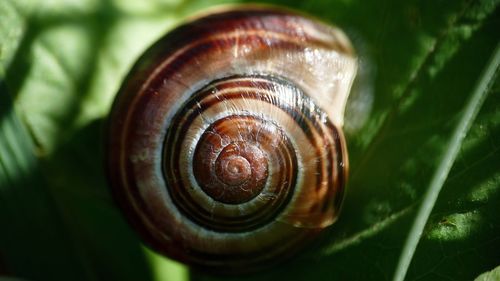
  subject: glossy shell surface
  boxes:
[107,6,357,273]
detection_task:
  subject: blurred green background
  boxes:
[1,0,499,280]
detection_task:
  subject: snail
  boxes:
[107,5,357,273]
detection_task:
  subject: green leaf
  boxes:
[393,43,500,281]
[1,0,499,280]
[475,265,500,281]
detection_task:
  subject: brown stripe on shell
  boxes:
[140,8,354,93]
[118,8,355,137]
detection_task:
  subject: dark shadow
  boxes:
[43,117,155,280]
[0,81,95,280]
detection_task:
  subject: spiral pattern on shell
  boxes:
[107,6,357,273]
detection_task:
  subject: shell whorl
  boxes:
[107,6,356,273]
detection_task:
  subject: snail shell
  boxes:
[107,6,357,273]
